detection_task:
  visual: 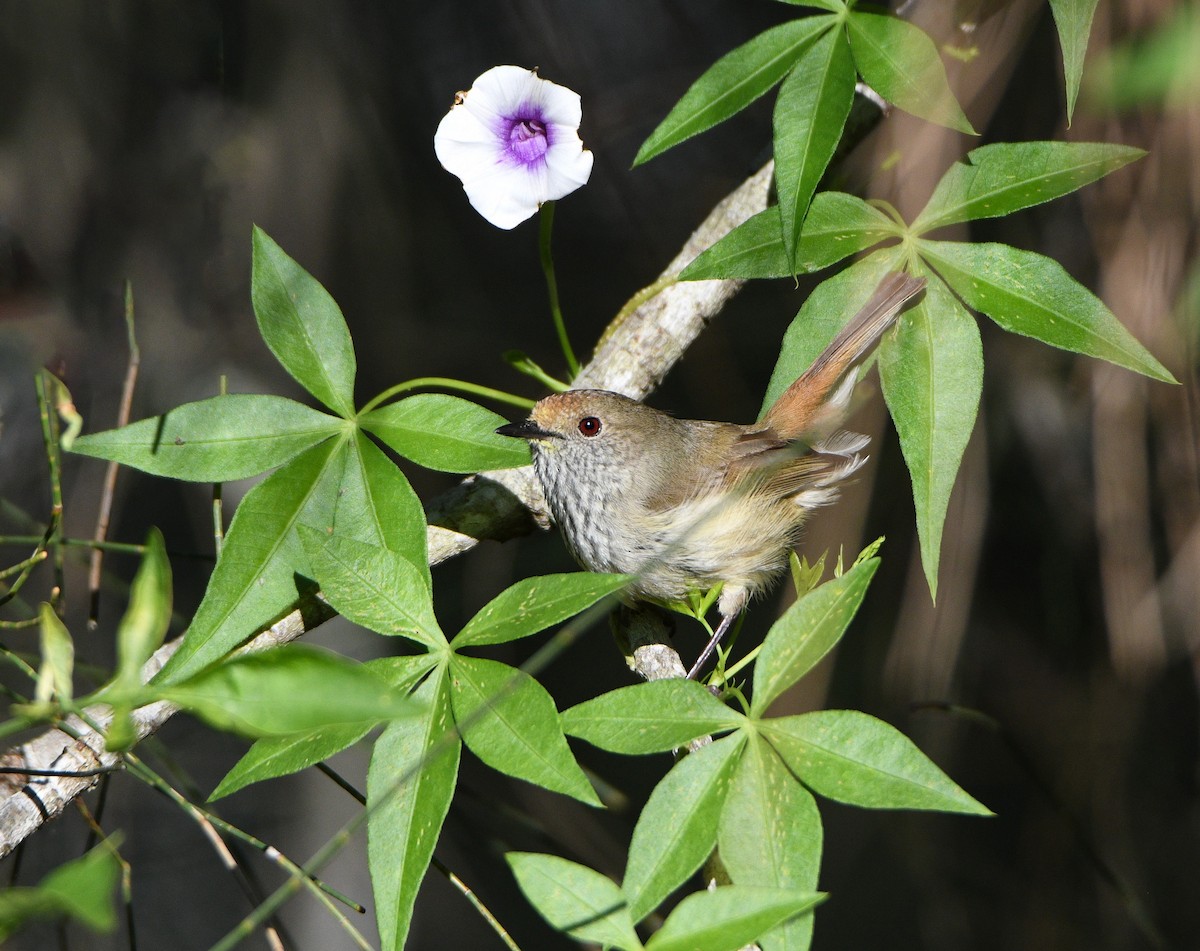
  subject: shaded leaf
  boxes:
[370,667,460,950]
[847,12,974,133]
[453,571,627,648]
[878,269,983,598]
[751,556,879,716]
[680,194,895,281]
[1048,0,1100,123]
[252,227,356,417]
[764,709,991,814]
[508,853,642,951]
[920,240,1175,382]
[0,839,123,940]
[634,18,833,165]
[562,679,743,755]
[362,394,530,473]
[449,655,600,806]
[625,733,745,922]
[914,141,1144,233]
[774,27,855,271]
[115,527,172,685]
[34,604,73,705]
[70,394,342,482]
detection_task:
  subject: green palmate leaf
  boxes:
[212,722,377,801]
[161,644,416,737]
[336,432,431,589]
[774,27,855,272]
[209,654,437,800]
[562,679,743,755]
[645,885,824,951]
[719,736,822,951]
[764,710,991,814]
[70,394,343,482]
[680,193,895,281]
[362,394,530,473]
[920,240,1175,383]
[448,655,600,806]
[846,12,975,134]
[913,141,1145,233]
[452,571,628,648]
[878,269,983,599]
[760,250,899,415]
[775,0,844,12]
[299,527,442,648]
[155,437,347,684]
[115,527,172,684]
[634,17,833,165]
[624,733,745,923]
[252,227,357,417]
[1048,0,1100,123]
[751,555,879,716]
[369,666,460,951]
[508,853,642,951]
[34,604,74,705]
[0,839,123,940]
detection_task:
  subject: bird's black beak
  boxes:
[495,419,558,440]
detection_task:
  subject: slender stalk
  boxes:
[89,282,141,629]
[539,201,580,378]
[358,376,534,417]
[213,375,227,557]
[34,373,65,610]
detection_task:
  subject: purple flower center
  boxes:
[504,112,550,167]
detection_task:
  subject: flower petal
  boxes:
[434,65,591,229]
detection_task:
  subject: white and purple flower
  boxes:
[434,66,594,229]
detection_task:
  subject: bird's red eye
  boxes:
[578,416,602,437]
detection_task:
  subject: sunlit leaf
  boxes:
[562,679,743,755]
[645,884,823,951]
[449,655,600,806]
[679,194,895,281]
[847,12,975,133]
[362,394,530,473]
[252,227,357,417]
[719,735,822,951]
[625,733,745,923]
[163,645,416,737]
[913,141,1144,233]
[764,709,992,814]
[751,556,879,716]
[634,18,833,165]
[508,853,641,951]
[878,268,983,598]
[70,394,342,482]
[774,27,855,271]
[1048,0,1100,123]
[370,667,460,951]
[453,571,627,648]
[921,240,1175,382]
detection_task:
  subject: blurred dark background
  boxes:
[0,1,1196,949]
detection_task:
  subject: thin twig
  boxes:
[34,372,65,611]
[89,282,141,629]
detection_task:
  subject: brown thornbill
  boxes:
[497,272,926,677]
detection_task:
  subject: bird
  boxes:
[497,271,925,677]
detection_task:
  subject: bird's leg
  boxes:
[687,610,738,680]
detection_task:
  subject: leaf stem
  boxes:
[359,377,535,416]
[539,201,580,378]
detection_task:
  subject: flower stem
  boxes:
[358,378,535,417]
[539,202,580,378]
